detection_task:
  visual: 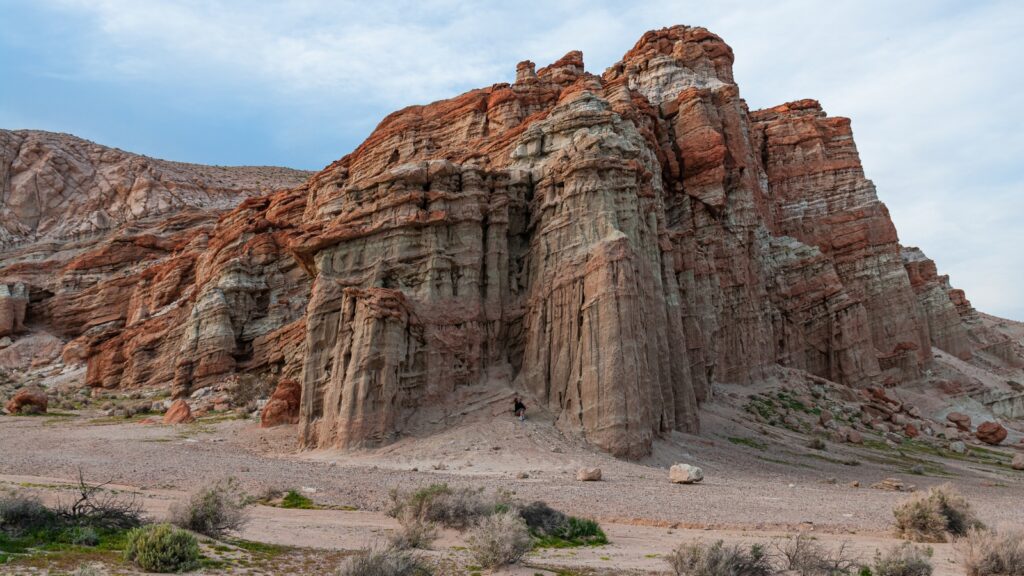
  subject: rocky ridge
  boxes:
[1,27,1020,459]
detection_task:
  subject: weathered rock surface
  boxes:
[162,399,194,424]
[669,463,704,484]
[1,26,1020,459]
[4,387,47,414]
[260,378,302,427]
[975,421,1007,445]
[576,467,603,482]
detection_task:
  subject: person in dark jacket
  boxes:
[513,395,526,421]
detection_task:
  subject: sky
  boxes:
[1,0,1021,320]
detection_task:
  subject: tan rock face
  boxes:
[0,26,1016,459]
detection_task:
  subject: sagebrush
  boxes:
[465,510,533,568]
[123,523,200,573]
[872,542,933,576]
[958,528,1024,576]
[893,484,982,542]
[168,477,248,539]
[667,540,774,576]
[777,534,860,576]
[337,546,433,576]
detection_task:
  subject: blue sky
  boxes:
[1,0,1022,320]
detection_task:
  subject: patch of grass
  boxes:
[280,490,317,509]
[228,538,289,556]
[728,437,767,450]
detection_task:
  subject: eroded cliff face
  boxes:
[1,26,1017,459]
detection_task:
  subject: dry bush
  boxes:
[0,495,58,535]
[465,510,533,568]
[389,508,438,550]
[893,484,982,542]
[872,542,933,576]
[777,534,860,576]
[337,546,433,576]
[667,540,774,576]
[388,484,501,530]
[55,470,145,531]
[958,528,1024,576]
[227,373,276,411]
[168,477,249,539]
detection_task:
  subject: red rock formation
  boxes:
[975,421,1007,445]
[260,378,301,427]
[4,387,47,414]
[1,26,1018,459]
[162,399,194,424]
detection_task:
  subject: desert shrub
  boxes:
[71,564,107,576]
[778,534,861,576]
[517,501,606,547]
[389,509,438,550]
[55,470,145,531]
[668,540,774,576]
[123,523,200,573]
[958,528,1024,576]
[168,477,248,539]
[227,373,277,411]
[66,525,101,546]
[0,495,58,535]
[388,484,498,530]
[465,510,533,568]
[893,484,982,542]
[872,543,933,576]
[337,546,433,576]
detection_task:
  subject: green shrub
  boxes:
[958,528,1024,576]
[169,478,248,539]
[668,540,773,576]
[893,484,982,542]
[517,501,606,547]
[281,490,316,509]
[67,525,101,546]
[338,546,433,576]
[465,511,532,568]
[123,523,200,573]
[873,543,933,576]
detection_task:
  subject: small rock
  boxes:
[849,481,860,488]
[516,472,529,479]
[576,467,602,482]
[819,411,833,427]
[162,399,194,424]
[1012,455,1024,471]
[975,421,1008,445]
[904,423,920,438]
[885,432,903,445]
[946,412,971,431]
[949,441,966,454]
[871,478,915,492]
[669,464,704,484]
[0,336,12,348]
[943,426,961,440]
[846,429,864,444]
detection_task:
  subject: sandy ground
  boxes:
[2,390,1022,575]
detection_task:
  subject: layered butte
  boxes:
[1,26,1019,458]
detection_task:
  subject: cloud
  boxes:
[2,0,1022,319]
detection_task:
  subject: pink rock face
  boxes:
[975,421,1007,445]
[261,378,302,427]
[162,399,194,424]
[4,388,48,414]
